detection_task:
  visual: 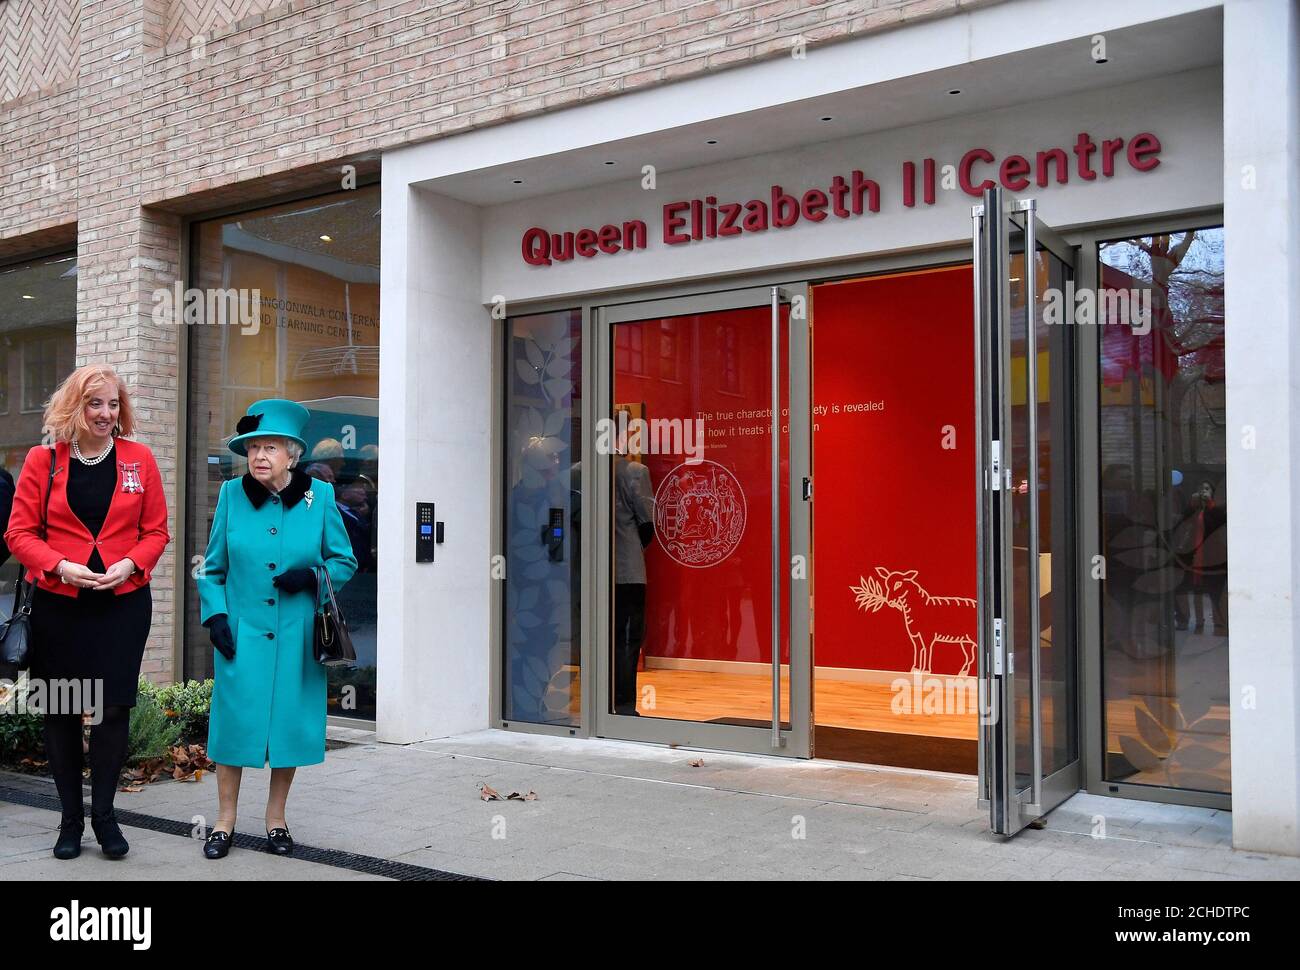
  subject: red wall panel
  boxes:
[811,266,977,675]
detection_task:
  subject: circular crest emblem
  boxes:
[653,460,747,568]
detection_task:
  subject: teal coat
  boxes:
[197,468,358,768]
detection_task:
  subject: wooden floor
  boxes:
[633,667,979,740]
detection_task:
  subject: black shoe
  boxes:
[90,813,129,859]
[53,818,84,860]
[265,827,294,855]
[203,830,233,860]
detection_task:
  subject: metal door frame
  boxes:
[974,186,1082,835]
[590,283,813,758]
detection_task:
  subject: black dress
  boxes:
[30,443,153,708]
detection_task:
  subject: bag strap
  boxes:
[39,445,56,540]
[313,565,341,615]
[15,447,57,599]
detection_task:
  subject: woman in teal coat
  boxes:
[196,399,358,859]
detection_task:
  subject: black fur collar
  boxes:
[241,466,313,509]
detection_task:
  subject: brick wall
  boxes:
[0,0,80,104]
[1,0,1005,683]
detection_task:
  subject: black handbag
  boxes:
[0,448,56,676]
[311,565,355,667]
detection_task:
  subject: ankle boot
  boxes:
[53,815,85,860]
[90,812,129,859]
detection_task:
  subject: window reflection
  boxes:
[0,252,78,592]
[185,188,381,720]
[502,309,582,725]
[1098,227,1229,793]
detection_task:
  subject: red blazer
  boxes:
[3,439,171,597]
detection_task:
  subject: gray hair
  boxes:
[245,435,304,465]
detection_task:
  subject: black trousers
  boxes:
[613,583,646,715]
[43,706,131,824]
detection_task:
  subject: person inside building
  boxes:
[0,465,14,569]
[613,442,655,716]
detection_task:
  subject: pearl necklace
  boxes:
[72,438,114,466]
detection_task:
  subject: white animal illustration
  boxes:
[850,567,977,675]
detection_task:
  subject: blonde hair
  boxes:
[43,364,136,442]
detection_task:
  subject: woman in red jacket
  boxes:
[4,364,170,861]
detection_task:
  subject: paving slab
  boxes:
[3,727,1299,881]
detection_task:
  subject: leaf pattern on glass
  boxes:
[504,311,581,724]
[1134,705,1174,756]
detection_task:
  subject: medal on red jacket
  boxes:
[120,461,144,494]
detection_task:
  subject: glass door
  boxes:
[974,188,1081,834]
[594,285,812,757]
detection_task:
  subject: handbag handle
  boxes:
[313,565,341,616]
[39,446,55,540]
[19,448,57,595]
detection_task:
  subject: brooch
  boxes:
[304,489,314,509]
[120,461,144,494]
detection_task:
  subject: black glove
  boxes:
[205,614,235,661]
[272,568,317,594]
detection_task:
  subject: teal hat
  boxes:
[228,398,311,457]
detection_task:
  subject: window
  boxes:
[1097,226,1228,794]
[22,336,61,411]
[658,319,680,381]
[0,251,77,589]
[184,187,381,720]
[615,323,644,376]
[502,309,582,725]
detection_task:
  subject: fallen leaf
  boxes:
[688,758,705,767]
[119,785,143,793]
[479,783,502,801]
[506,790,538,801]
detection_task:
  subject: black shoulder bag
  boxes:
[0,448,57,676]
[312,565,356,667]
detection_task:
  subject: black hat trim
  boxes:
[236,413,263,436]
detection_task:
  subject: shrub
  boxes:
[0,673,45,765]
[152,679,212,746]
[126,682,182,767]
[0,711,44,765]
